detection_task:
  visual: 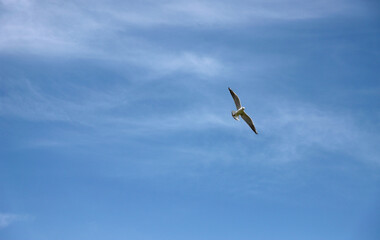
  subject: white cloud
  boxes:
[101,0,369,26]
[0,0,225,77]
[0,78,229,132]
[256,100,380,163]
[0,0,370,76]
[0,213,29,229]
[143,52,221,77]
[2,78,378,164]
[2,76,379,166]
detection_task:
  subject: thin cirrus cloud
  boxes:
[258,101,380,164]
[166,99,380,165]
[164,0,366,23]
[0,0,377,165]
[0,78,229,133]
[0,213,29,229]
[0,0,223,77]
[2,78,378,165]
[0,0,369,75]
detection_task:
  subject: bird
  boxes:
[228,87,258,134]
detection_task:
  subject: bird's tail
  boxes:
[231,111,239,121]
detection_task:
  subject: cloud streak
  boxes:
[1,0,378,167]
[0,0,225,77]
[0,0,370,77]
[2,78,378,165]
[0,213,29,229]
[257,100,380,163]
[0,78,230,135]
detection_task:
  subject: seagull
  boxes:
[228,87,258,134]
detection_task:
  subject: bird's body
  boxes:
[231,107,245,120]
[228,88,258,134]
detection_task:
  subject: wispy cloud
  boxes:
[0,213,29,229]
[164,0,366,23]
[0,0,370,76]
[157,98,380,165]
[0,0,224,77]
[257,100,380,163]
[0,0,377,167]
[0,78,229,135]
[145,52,221,77]
[1,78,379,164]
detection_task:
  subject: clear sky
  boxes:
[1,0,380,239]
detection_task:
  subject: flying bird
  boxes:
[228,87,258,134]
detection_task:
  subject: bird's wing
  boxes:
[241,112,258,134]
[228,88,241,109]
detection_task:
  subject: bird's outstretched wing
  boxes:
[228,88,241,109]
[241,113,258,134]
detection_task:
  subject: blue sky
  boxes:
[1,0,380,239]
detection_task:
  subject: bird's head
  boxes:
[242,107,245,110]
